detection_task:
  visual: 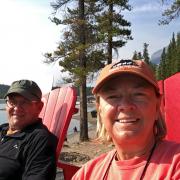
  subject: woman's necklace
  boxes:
[103,142,157,180]
[140,142,156,180]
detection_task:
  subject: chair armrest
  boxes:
[57,160,80,180]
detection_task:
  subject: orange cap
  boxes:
[92,59,159,94]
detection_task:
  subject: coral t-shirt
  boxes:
[72,140,180,180]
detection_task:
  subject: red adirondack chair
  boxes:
[39,87,80,180]
[161,72,180,143]
[38,73,180,179]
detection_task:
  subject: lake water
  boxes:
[0,103,84,135]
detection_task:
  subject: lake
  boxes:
[0,103,82,135]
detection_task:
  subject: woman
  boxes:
[72,59,180,180]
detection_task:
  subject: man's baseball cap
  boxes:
[4,80,42,101]
[92,59,159,94]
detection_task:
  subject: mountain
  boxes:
[150,49,163,65]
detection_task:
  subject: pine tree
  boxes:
[143,43,150,64]
[96,0,132,64]
[171,33,177,74]
[137,52,143,59]
[159,0,180,24]
[157,48,166,80]
[132,51,138,60]
[165,44,172,78]
[164,33,176,77]
[175,32,180,72]
[157,32,180,80]
[45,0,132,141]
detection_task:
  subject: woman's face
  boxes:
[97,74,160,146]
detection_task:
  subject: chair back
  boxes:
[162,73,180,143]
[39,87,80,180]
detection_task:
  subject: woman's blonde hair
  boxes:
[95,94,167,143]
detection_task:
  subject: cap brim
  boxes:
[4,88,40,101]
[92,70,159,94]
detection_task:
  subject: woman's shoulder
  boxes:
[72,149,116,179]
[159,140,180,151]
[156,140,180,160]
[81,149,116,170]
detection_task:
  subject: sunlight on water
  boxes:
[0,111,8,124]
[0,103,7,124]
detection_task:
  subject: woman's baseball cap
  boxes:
[4,79,42,101]
[92,59,159,94]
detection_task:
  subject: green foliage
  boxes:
[143,43,150,64]
[156,32,180,80]
[45,1,105,85]
[132,51,138,59]
[45,0,132,83]
[156,48,166,80]
[159,0,180,25]
[132,51,143,60]
[96,0,132,63]
[137,52,143,59]
[46,0,132,141]
[176,32,180,71]
[132,43,150,62]
[132,43,157,74]
[0,84,10,99]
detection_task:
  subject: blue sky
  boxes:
[0,0,179,92]
[118,0,180,59]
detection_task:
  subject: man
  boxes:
[0,80,57,180]
[72,59,180,179]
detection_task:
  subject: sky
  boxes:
[0,0,179,93]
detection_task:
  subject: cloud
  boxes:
[132,2,161,13]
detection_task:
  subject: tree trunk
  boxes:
[107,3,113,64]
[79,0,89,141]
[79,80,88,141]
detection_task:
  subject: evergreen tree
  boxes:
[164,33,176,77]
[157,32,180,80]
[47,0,98,141]
[143,43,150,64]
[96,0,132,64]
[132,51,138,59]
[165,43,172,77]
[157,48,166,80]
[161,48,167,80]
[137,52,143,59]
[160,0,180,24]
[175,32,180,72]
[45,0,132,141]
[171,32,178,74]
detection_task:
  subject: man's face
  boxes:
[6,94,43,131]
[97,74,160,146]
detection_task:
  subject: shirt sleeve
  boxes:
[22,132,57,180]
